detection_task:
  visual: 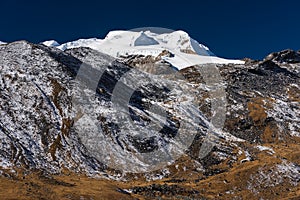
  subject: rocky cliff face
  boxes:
[0,41,300,199]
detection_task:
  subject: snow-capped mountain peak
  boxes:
[42,29,244,70]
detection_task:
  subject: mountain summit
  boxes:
[43,30,244,70]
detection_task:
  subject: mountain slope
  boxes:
[0,39,300,199]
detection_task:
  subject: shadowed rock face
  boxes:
[265,49,300,63]
[0,42,300,199]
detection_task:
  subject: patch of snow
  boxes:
[266,99,300,137]
[122,189,133,194]
[241,150,251,163]
[256,145,275,154]
[144,168,171,181]
[162,51,244,70]
[57,38,103,51]
[248,160,300,194]
[41,40,60,47]
[289,83,300,89]
[276,161,300,186]
[0,158,12,169]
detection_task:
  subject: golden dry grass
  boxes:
[1,140,300,200]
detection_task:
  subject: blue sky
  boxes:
[0,0,299,59]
